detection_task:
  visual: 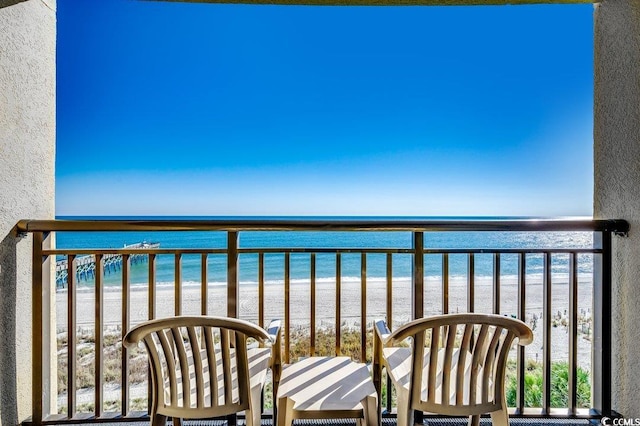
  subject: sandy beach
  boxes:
[56,274,594,370]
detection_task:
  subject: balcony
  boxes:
[16,218,629,426]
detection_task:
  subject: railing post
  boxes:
[32,232,44,426]
[360,253,367,363]
[335,252,341,356]
[516,253,526,414]
[201,253,208,316]
[67,254,77,419]
[593,230,612,416]
[94,255,104,418]
[412,232,424,320]
[543,252,552,414]
[568,252,578,415]
[227,232,239,318]
[467,253,475,313]
[175,253,182,316]
[412,232,424,426]
[121,254,131,417]
[148,254,157,320]
[32,231,54,425]
[285,252,291,363]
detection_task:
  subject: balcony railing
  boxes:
[17,218,629,425]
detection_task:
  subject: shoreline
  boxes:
[60,271,594,292]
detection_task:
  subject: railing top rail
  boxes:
[16,218,629,234]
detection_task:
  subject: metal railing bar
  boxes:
[335,253,341,356]
[227,232,239,318]
[413,232,424,320]
[94,254,104,417]
[46,249,227,256]
[16,218,630,234]
[200,254,208,316]
[568,252,578,414]
[386,254,393,329]
[146,254,155,413]
[284,253,290,363]
[442,254,449,314]
[412,234,425,426]
[543,253,552,413]
[121,255,130,417]
[44,247,604,257]
[258,253,264,329]
[360,253,367,363]
[238,248,415,254]
[593,231,613,415]
[493,253,500,314]
[148,254,156,320]
[423,248,602,255]
[310,253,316,357]
[174,253,182,316]
[516,253,526,414]
[602,233,613,416]
[32,231,44,426]
[385,253,393,413]
[468,253,475,313]
[67,254,77,418]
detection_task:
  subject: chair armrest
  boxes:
[372,319,391,409]
[266,319,282,345]
[266,319,282,405]
[374,319,391,345]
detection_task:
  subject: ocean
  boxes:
[54,216,596,290]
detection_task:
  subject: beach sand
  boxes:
[57,275,594,369]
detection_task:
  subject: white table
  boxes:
[276,356,378,426]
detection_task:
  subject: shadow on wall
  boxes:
[0,0,28,9]
[0,230,19,426]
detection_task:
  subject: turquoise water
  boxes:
[55,216,595,288]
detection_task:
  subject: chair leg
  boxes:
[397,407,415,426]
[468,415,480,426]
[247,385,263,426]
[490,409,510,426]
[150,414,167,426]
[277,396,295,426]
[395,389,413,426]
[361,394,379,426]
[172,418,182,426]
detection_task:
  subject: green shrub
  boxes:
[506,360,591,408]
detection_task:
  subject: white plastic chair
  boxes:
[374,313,532,426]
[123,316,281,426]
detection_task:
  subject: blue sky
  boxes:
[56,1,594,217]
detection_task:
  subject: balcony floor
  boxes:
[44,418,593,426]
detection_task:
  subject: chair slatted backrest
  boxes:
[387,314,533,416]
[124,316,270,419]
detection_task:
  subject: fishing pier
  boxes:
[55,241,159,288]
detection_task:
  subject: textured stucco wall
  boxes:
[0,0,56,424]
[594,0,640,418]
